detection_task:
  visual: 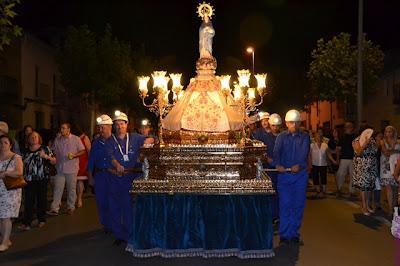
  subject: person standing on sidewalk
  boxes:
[310,131,330,198]
[274,109,310,245]
[20,131,56,230]
[0,135,23,252]
[19,125,34,155]
[336,122,357,197]
[73,126,91,208]
[87,115,113,233]
[47,123,85,216]
[352,128,378,215]
[380,126,400,216]
[0,121,20,155]
[327,128,340,173]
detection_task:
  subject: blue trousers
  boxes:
[109,174,135,241]
[277,170,308,240]
[94,172,111,231]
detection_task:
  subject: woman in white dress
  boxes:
[380,126,400,216]
[0,135,23,252]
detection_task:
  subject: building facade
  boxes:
[0,33,92,136]
[0,33,67,132]
[302,101,346,133]
[363,67,400,131]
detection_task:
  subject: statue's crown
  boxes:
[197,2,215,20]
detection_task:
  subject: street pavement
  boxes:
[0,176,399,266]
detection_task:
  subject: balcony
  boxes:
[37,82,51,102]
[393,83,400,105]
[0,75,18,104]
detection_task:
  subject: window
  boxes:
[0,75,18,103]
[40,83,51,101]
[35,65,39,97]
[52,74,56,103]
[35,111,44,129]
[385,79,388,96]
[393,82,400,104]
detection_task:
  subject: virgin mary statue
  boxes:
[199,15,215,59]
[161,8,242,133]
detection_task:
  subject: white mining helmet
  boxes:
[258,111,270,121]
[285,109,301,122]
[113,110,129,122]
[141,119,151,127]
[269,113,282,126]
[96,114,113,125]
[246,115,258,125]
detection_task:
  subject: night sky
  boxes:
[14,0,400,113]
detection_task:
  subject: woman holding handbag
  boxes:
[19,131,56,230]
[0,135,23,252]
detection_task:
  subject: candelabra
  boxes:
[138,71,185,145]
[219,69,267,144]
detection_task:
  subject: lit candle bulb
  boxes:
[170,73,183,91]
[138,76,150,96]
[220,75,231,90]
[219,75,232,97]
[237,69,251,88]
[161,76,170,93]
[247,87,256,99]
[233,84,242,101]
[152,71,167,89]
[255,73,267,90]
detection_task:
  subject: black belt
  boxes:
[108,167,142,176]
[94,168,108,174]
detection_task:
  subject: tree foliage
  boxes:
[57,24,133,107]
[0,0,22,50]
[307,33,384,102]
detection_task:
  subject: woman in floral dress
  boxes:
[352,131,378,215]
[0,135,23,252]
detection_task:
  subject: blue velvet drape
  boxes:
[126,194,274,258]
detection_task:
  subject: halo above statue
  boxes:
[197,2,215,20]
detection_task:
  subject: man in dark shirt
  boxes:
[336,122,357,197]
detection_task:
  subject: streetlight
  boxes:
[246,47,255,75]
[356,0,363,128]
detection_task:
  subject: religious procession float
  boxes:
[126,2,276,258]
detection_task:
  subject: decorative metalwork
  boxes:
[142,157,149,180]
[197,2,215,19]
[219,69,268,143]
[131,179,274,195]
[138,72,185,145]
[132,143,275,195]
